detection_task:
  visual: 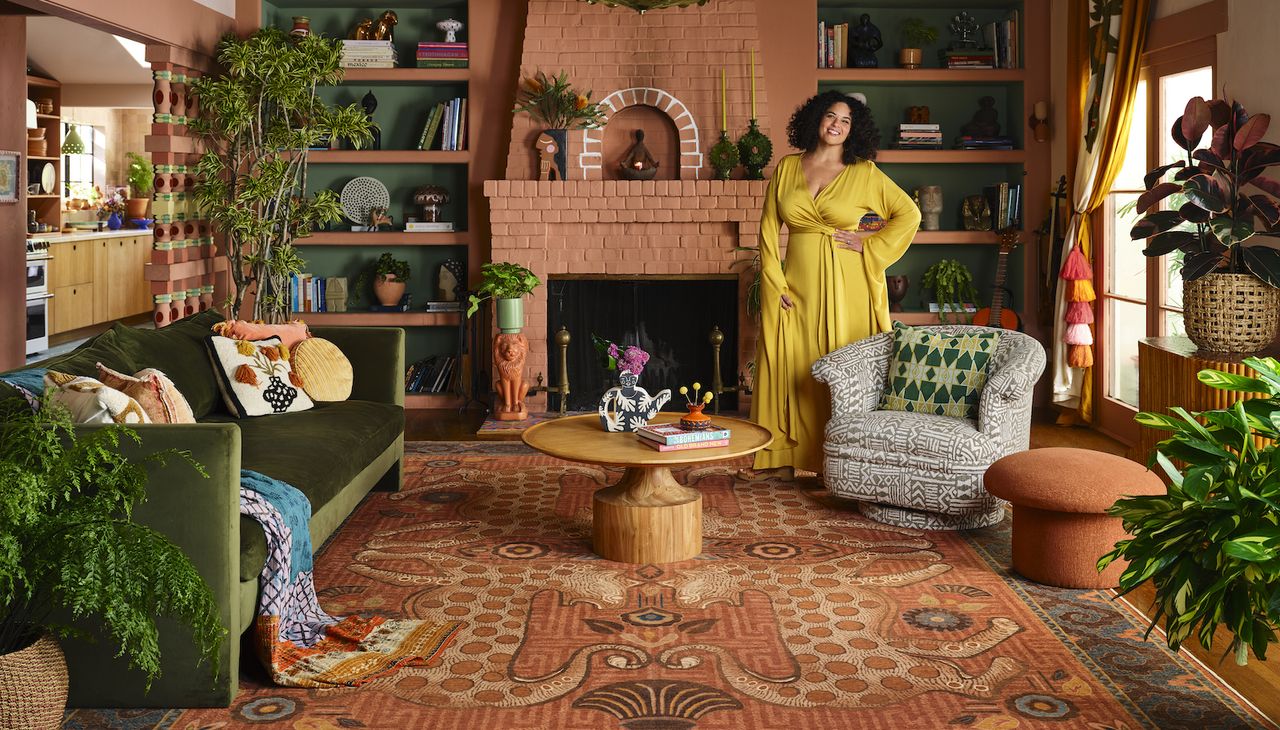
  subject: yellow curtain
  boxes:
[1053,0,1150,421]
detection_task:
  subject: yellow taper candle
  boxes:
[720,68,727,131]
[750,48,756,120]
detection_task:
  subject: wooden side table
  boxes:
[522,413,772,563]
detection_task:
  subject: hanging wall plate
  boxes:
[340,176,390,227]
[40,163,55,194]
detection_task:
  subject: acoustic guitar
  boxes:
[972,230,1023,330]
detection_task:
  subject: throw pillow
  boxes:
[878,323,1001,420]
[206,335,314,418]
[96,363,196,424]
[290,337,353,402]
[211,320,311,348]
[44,371,150,424]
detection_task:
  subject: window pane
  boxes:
[1164,255,1183,308]
[1164,309,1186,337]
[1107,193,1146,301]
[1108,299,1145,408]
[1159,67,1213,167]
[1114,78,1149,190]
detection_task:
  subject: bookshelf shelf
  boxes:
[27,155,59,162]
[295,312,461,327]
[893,312,947,325]
[404,393,466,408]
[817,68,1025,83]
[308,150,470,164]
[298,231,471,246]
[340,68,470,83]
[912,231,1002,244]
[876,149,1025,164]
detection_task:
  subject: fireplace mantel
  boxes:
[484,179,768,202]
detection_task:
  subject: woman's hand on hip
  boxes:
[780,293,795,310]
[834,229,864,252]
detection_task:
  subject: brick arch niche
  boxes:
[579,87,703,180]
[602,105,679,181]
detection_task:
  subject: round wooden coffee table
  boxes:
[522,413,772,563]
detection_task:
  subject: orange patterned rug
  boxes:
[161,443,1268,729]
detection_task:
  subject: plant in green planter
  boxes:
[1130,96,1280,351]
[191,28,374,322]
[467,262,541,333]
[0,396,223,714]
[1101,356,1280,665]
[353,252,410,307]
[921,258,978,322]
[125,152,153,220]
[899,17,938,69]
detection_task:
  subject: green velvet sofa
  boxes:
[0,310,406,708]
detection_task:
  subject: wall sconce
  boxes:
[1029,101,1050,143]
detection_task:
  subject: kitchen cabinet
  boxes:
[47,232,152,335]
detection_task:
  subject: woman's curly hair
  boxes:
[786,90,879,163]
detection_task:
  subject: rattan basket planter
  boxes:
[0,633,68,729]
[1184,273,1280,353]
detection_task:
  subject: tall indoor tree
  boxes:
[191,28,373,322]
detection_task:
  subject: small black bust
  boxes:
[362,89,381,150]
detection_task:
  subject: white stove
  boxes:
[26,239,53,355]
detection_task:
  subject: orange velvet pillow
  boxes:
[211,320,312,348]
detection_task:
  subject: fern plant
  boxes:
[0,396,224,687]
[922,258,979,322]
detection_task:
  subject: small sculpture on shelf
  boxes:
[962,195,992,231]
[349,18,374,40]
[851,14,883,68]
[918,185,943,231]
[373,10,398,41]
[619,129,658,180]
[437,18,464,43]
[413,184,450,222]
[368,206,394,231]
[536,132,564,181]
[361,90,381,150]
[887,275,909,313]
[438,259,465,302]
[493,332,530,421]
[948,12,981,49]
[960,96,1001,138]
[907,106,930,124]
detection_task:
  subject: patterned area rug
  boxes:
[79,442,1268,729]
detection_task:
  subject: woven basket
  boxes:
[0,633,68,729]
[1184,273,1280,353]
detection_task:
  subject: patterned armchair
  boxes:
[811,326,1046,530]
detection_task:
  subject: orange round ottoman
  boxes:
[984,447,1166,589]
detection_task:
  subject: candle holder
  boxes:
[618,129,659,180]
[709,130,739,181]
[736,119,772,180]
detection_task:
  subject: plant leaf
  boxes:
[1240,245,1280,287]
[1185,175,1228,213]
[1235,113,1272,152]
[1182,97,1212,149]
[1145,160,1187,189]
[1142,230,1199,257]
[1247,194,1280,227]
[1250,175,1280,199]
[1131,210,1187,239]
[1193,148,1227,171]
[1224,540,1276,562]
[1137,182,1184,214]
[1183,249,1225,280]
[1211,216,1256,246]
[1208,98,1233,127]
[1197,368,1273,394]
[1212,125,1232,158]
[1180,202,1213,223]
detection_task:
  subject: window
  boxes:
[1095,40,1214,443]
[62,122,96,198]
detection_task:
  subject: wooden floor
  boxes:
[404,406,1277,722]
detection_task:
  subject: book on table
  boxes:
[640,438,731,452]
[636,423,732,445]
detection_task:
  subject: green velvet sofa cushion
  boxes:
[1,328,138,402]
[109,310,225,419]
[200,400,405,582]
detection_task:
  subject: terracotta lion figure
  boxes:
[493,332,529,420]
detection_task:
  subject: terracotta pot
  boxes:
[898,48,923,69]
[0,632,68,728]
[374,275,406,306]
[680,403,714,430]
[126,197,150,219]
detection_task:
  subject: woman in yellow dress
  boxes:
[751,90,921,474]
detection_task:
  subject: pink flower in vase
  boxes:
[618,346,649,375]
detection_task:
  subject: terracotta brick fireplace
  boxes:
[487,0,773,409]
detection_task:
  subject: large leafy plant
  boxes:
[466,262,541,317]
[0,396,223,686]
[191,29,374,322]
[513,70,606,130]
[1101,356,1280,665]
[1130,96,1280,286]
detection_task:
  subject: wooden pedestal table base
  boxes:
[522,413,772,564]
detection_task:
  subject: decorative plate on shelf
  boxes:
[339,176,390,227]
[40,163,55,194]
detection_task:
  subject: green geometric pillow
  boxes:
[878,322,1001,420]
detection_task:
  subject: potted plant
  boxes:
[513,69,607,179]
[1131,96,1280,352]
[1101,356,1280,665]
[354,252,410,307]
[899,18,938,69]
[191,28,374,322]
[922,258,979,322]
[125,151,152,220]
[466,262,541,333]
[0,397,223,723]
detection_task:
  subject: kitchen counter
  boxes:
[29,228,152,244]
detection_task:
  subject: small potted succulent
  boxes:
[467,262,541,333]
[922,258,979,322]
[899,17,938,69]
[355,252,410,307]
[125,152,153,220]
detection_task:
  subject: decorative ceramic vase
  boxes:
[0,632,68,728]
[541,128,567,181]
[709,130,739,181]
[887,275,909,313]
[679,403,713,431]
[373,274,405,306]
[736,119,773,180]
[290,16,312,38]
[598,370,672,433]
[496,297,524,333]
[919,185,943,231]
[107,212,123,230]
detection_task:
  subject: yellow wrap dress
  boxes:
[751,154,921,472]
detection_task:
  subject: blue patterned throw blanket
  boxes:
[240,470,462,687]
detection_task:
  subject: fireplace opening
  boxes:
[602,105,680,180]
[547,276,738,412]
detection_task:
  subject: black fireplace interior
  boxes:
[547,277,739,413]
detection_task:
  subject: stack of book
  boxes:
[341,40,396,69]
[406,355,456,394]
[407,220,455,232]
[416,97,467,151]
[939,48,996,69]
[417,41,467,68]
[290,274,347,313]
[956,135,1016,151]
[816,21,850,68]
[896,123,942,149]
[424,301,462,313]
[983,182,1022,230]
[636,423,732,452]
[985,10,1020,68]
